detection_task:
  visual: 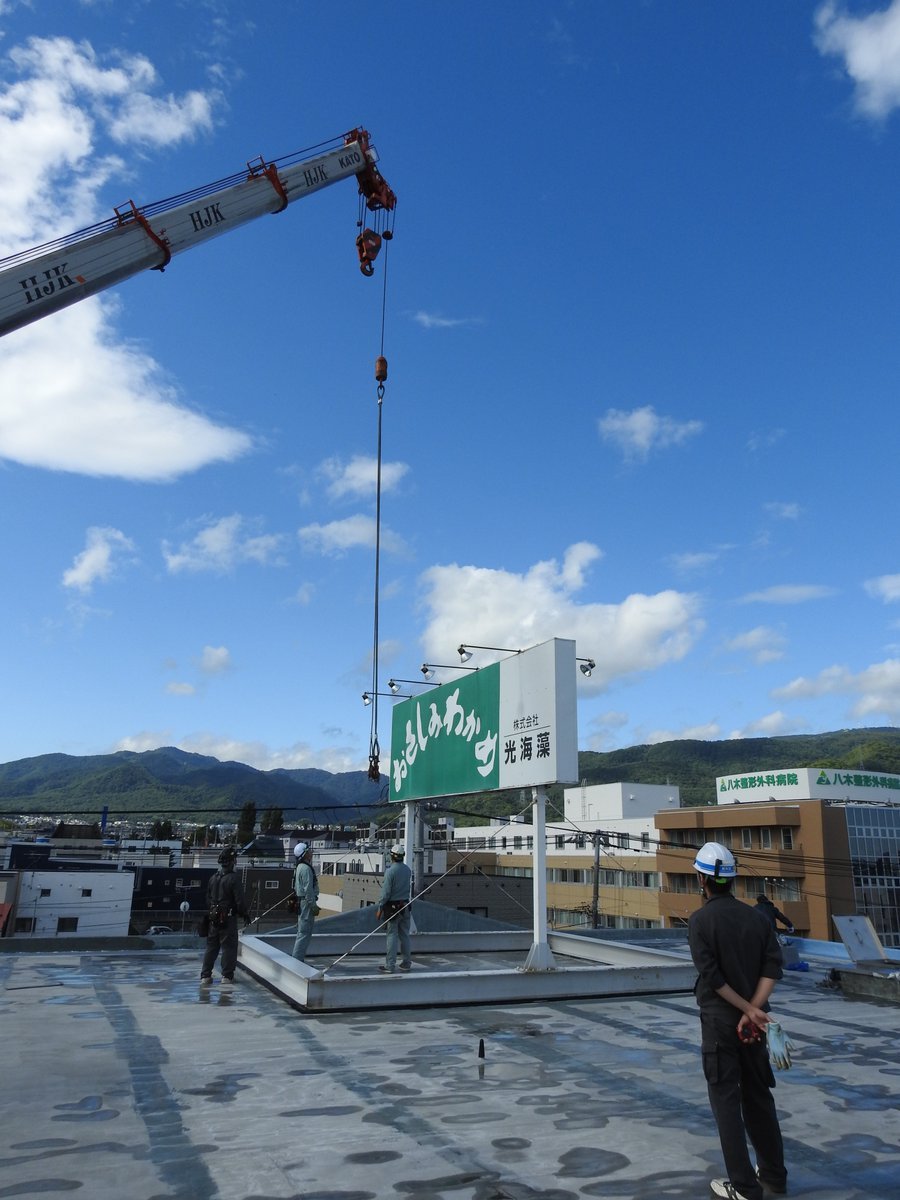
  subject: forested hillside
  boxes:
[1,728,899,824]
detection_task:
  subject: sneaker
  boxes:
[378,965,395,974]
[199,976,212,986]
[398,962,412,971]
[710,1182,754,1200]
[221,975,234,985]
[757,1169,787,1195]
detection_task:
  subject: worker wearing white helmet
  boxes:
[376,843,412,973]
[291,841,320,963]
[688,842,787,1200]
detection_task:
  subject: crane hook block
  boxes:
[375,356,388,383]
[356,227,382,276]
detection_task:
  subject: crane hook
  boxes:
[356,228,382,276]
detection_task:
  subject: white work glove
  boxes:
[767,1021,795,1070]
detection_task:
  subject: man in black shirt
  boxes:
[201,846,249,985]
[755,894,794,934]
[688,842,787,1200]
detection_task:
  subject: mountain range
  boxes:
[1,727,899,826]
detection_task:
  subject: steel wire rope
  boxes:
[366,198,394,782]
[320,796,537,972]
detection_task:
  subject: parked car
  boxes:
[147,925,175,935]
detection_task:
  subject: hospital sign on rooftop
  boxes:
[716,767,900,805]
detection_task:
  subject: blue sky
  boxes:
[1,0,900,778]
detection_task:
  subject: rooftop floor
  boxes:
[2,942,899,1200]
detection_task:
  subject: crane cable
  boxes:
[367,211,393,782]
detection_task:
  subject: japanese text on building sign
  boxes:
[816,770,900,792]
[720,773,800,792]
[504,728,551,764]
[392,688,497,793]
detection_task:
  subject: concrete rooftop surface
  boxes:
[2,942,900,1200]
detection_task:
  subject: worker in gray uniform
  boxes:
[291,842,320,963]
[377,843,412,974]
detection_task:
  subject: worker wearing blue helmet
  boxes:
[688,842,787,1200]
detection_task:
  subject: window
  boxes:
[780,828,794,850]
[741,829,753,850]
[14,917,34,933]
[774,879,800,901]
[513,836,522,849]
[264,880,279,890]
[56,916,78,933]
[555,835,565,849]
[40,888,51,897]
[641,832,651,850]
[81,888,92,897]
[760,828,772,850]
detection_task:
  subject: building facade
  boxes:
[444,782,680,931]
[656,766,900,946]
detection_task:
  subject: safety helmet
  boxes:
[218,846,236,866]
[293,842,309,858]
[390,843,405,858]
[693,841,737,880]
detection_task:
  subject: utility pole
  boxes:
[591,831,601,928]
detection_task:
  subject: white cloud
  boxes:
[735,711,807,738]
[418,543,703,688]
[584,710,630,752]
[724,625,787,664]
[166,682,196,696]
[644,721,722,744]
[864,573,900,602]
[62,525,135,593]
[411,310,482,330]
[298,514,406,556]
[291,582,315,606]
[0,36,243,482]
[598,405,703,462]
[746,428,786,452]
[0,305,253,480]
[114,730,361,773]
[764,501,801,520]
[815,0,900,119]
[739,584,837,604]
[319,454,409,500]
[199,645,231,675]
[163,515,286,573]
[107,88,215,146]
[669,550,721,573]
[773,656,900,720]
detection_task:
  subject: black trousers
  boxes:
[700,1010,787,1199]
[201,917,238,979]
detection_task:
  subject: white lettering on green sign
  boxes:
[391,672,500,800]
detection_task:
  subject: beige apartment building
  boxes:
[446,782,680,931]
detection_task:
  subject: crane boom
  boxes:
[0,128,396,339]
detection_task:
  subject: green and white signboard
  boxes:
[390,637,579,802]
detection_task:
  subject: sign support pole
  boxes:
[523,785,557,971]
